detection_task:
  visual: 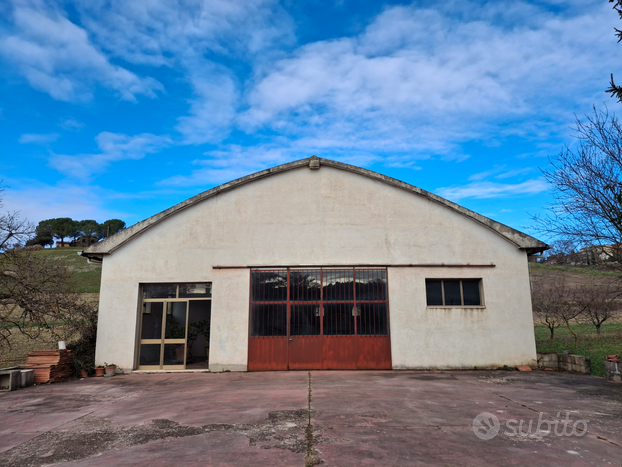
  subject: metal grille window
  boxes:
[425,279,483,306]
[250,268,389,337]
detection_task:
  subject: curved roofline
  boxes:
[83,156,548,258]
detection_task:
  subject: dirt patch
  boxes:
[478,376,510,385]
[4,394,118,414]
[409,374,457,381]
[0,409,329,467]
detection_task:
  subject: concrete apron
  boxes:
[0,370,620,466]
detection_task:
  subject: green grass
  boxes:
[529,262,622,277]
[36,247,102,293]
[535,323,622,377]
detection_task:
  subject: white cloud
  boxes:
[18,133,59,144]
[175,66,238,145]
[55,0,295,147]
[72,0,293,145]
[0,0,163,102]
[239,1,617,159]
[1,182,128,225]
[436,179,548,201]
[49,132,172,180]
[158,138,397,187]
[468,166,535,182]
[59,118,85,131]
[160,144,292,186]
[74,0,294,65]
[3,0,617,191]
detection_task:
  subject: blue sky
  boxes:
[0,0,620,240]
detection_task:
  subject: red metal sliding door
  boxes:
[248,268,391,371]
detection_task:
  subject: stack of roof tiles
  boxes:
[20,350,74,383]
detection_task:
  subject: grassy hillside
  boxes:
[36,247,102,293]
[530,263,622,377]
[0,247,100,367]
[529,262,621,280]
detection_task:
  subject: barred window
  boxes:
[250,268,389,337]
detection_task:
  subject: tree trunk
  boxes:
[565,321,578,348]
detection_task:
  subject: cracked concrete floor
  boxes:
[0,370,621,466]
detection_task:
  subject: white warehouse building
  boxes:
[83,157,547,372]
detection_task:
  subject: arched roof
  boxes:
[83,156,548,259]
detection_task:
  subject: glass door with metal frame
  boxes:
[138,283,211,370]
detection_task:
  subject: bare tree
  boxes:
[532,273,570,340]
[0,186,97,362]
[531,272,584,345]
[0,246,97,355]
[0,184,34,251]
[543,239,582,265]
[534,108,622,264]
[576,277,622,335]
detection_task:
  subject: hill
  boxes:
[35,247,102,293]
[0,247,100,367]
[529,262,622,377]
[529,262,621,283]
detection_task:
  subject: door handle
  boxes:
[289,338,293,341]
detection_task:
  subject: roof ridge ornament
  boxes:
[308,155,320,170]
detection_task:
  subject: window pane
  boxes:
[163,343,185,365]
[323,302,355,335]
[251,271,287,302]
[290,305,321,336]
[179,283,212,298]
[164,302,187,339]
[250,304,287,336]
[141,302,164,339]
[425,280,443,306]
[444,280,462,306]
[357,303,388,335]
[323,270,354,301]
[355,270,387,301]
[188,301,211,366]
[289,270,321,301]
[143,284,177,299]
[462,280,481,306]
[139,344,161,366]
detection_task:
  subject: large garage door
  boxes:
[248,268,391,370]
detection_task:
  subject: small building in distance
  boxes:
[579,244,622,265]
[57,236,100,248]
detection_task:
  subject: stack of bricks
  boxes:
[20,349,74,383]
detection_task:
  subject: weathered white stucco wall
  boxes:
[95,164,537,370]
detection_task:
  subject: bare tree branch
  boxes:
[0,183,35,250]
[0,211,35,251]
[0,247,97,356]
[608,1,622,101]
[534,108,622,268]
[532,272,574,341]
